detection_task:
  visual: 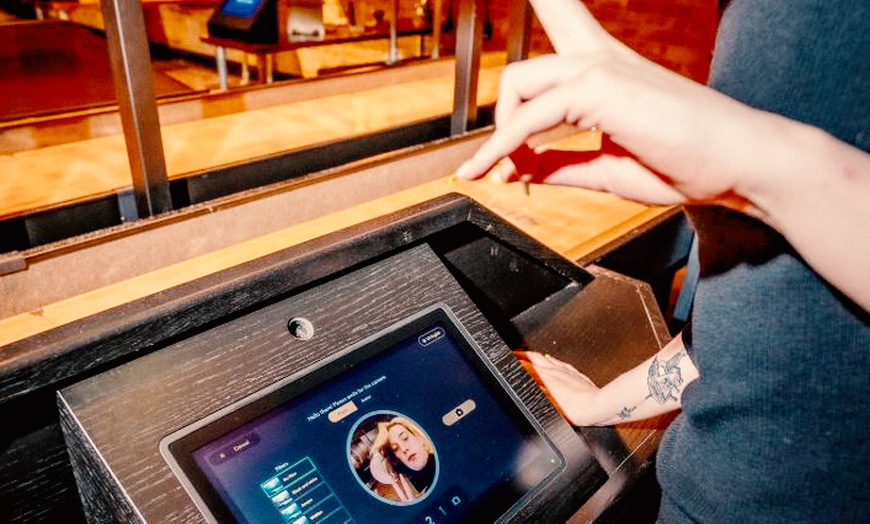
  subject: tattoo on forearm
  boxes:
[606,350,689,423]
[647,350,687,404]
[618,406,637,420]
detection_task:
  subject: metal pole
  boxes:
[506,0,532,63]
[432,0,442,58]
[216,45,229,91]
[388,0,399,64]
[450,0,484,135]
[99,0,172,218]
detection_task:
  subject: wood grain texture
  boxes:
[0,177,667,347]
[0,187,672,524]
[0,66,502,219]
[0,55,502,155]
[0,420,86,523]
[59,244,604,523]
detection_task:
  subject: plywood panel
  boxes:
[0,171,668,347]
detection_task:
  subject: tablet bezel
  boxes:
[159,304,566,523]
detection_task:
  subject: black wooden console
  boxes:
[56,194,670,523]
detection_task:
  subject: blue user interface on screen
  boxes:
[190,319,560,523]
[218,0,265,18]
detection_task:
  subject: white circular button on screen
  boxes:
[442,399,476,426]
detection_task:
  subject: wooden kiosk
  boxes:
[53,192,673,522]
[0,152,683,521]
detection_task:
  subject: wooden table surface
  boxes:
[0,66,502,220]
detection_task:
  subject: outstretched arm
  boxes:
[456,0,870,312]
[518,334,697,426]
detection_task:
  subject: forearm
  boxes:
[581,333,697,426]
[734,115,870,312]
[528,0,614,55]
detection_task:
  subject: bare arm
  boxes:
[518,334,697,426]
[736,122,870,313]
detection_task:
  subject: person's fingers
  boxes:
[456,81,588,180]
[460,52,628,181]
[459,64,692,206]
[493,55,580,130]
[536,150,688,205]
[516,358,542,385]
[523,351,552,367]
[513,350,531,362]
[525,351,575,373]
[462,59,582,182]
[454,134,527,181]
[489,156,522,183]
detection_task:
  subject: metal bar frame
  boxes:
[216,46,229,90]
[97,0,493,216]
[99,0,172,219]
[450,0,485,135]
[506,0,532,63]
[388,0,399,64]
[431,0,443,58]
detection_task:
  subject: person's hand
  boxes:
[368,450,398,484]
[455,0,769,215]
[515,351,600,426]
[457,0,870,315]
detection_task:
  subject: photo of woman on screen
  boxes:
[349,412,438,504]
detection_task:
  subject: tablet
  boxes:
[216,0,267,19]
[207,0,273,42]
[160,305,565,523]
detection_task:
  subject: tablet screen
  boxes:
[161,306,564,523]
[217,0,266,18]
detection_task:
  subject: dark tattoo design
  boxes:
[607,351,689,423]
[647,351,686,404]
[618,406,637,420]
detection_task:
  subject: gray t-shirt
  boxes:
[656,1,870,522]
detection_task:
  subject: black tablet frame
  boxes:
[160,304,567,524]
[207,0,278,43]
